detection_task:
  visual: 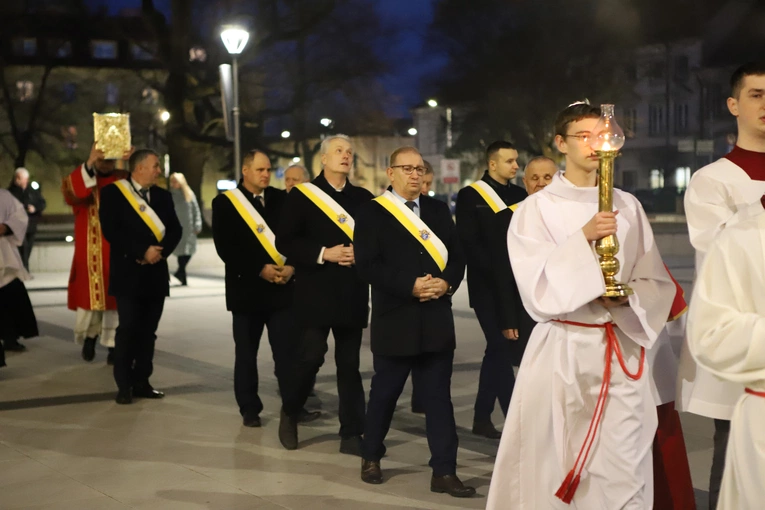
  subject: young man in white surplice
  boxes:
[486,102,674,510]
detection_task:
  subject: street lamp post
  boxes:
[221,26,250,181]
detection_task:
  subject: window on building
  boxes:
[106,83,119,105]
[623,108,637,137]
[189,46,207,62]
[675,167,691,190]
[48,40,72,58]
[646,60,664,80]
[707,83,726,117]
[649,105,665,136]
[674,103,689,134]
[62,83,76,103]
[131,43,155,61]
[91,40,118,59]
[12,38,37,57]
[16,81,34,102]
[674,56,689,82]
[142,87,159,104]
[650,169,665,189]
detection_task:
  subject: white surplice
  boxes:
[486,172,674,510]
[0,189,30,288]
[678,158,765,419]
[686,211,765,510]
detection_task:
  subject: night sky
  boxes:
[87,0,443,117]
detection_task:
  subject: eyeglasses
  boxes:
[565,134,591,143]
[391,165,427,175]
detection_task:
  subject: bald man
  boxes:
[284,165,310,193]
[522,156,556,195]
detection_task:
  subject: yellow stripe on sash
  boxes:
[114,181,164,242]
[509,202,521,212]
[223,191,285,266]
[296,184,354,241]
[469,182,504,213]
[374,196,446,271]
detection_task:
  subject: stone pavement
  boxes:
[1,259,711,509]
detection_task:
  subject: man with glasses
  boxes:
[276,135,373,454]
[354,146,474,498]
[455,140,531,440]
[487,103,674,508]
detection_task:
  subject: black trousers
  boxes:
[20,231,35,270]
[232,307,293,417]
[473,301,516,421]
[709,418,730,510]
[283,326,365,438]
[113,296,165,392]
[175,255,191,282]
[362,350,459,476]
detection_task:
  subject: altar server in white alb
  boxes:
[486,102,674,509]
[686,210,765,510]
[677,60,765,508]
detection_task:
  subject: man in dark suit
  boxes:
[455,140,534,439]
[99,149,182,404]
[355,146,474,498]
[276,135,374,454]
[8,167,46,271]
[212,150,319,428]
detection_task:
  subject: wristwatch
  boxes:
[446,283,454,296]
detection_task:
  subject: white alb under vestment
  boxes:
[74,308,117,347]
[678,157,765,419]
[486,172,674,509]
[686,211,765,510]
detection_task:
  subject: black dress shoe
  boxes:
[106,348,115,365]
[298,408,321,423]
[431,474,476,498]
[81,337,96,361]
[115,390,132,405]
[4,339,27,352]
[133,387,165,399]
[243,414,261,427]
[361,459,383,484]
[472,420,502,439]
[279,409,298,450]
[339,435,362,457]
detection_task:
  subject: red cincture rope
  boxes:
[745,388,765,398]
[551,320,646,505]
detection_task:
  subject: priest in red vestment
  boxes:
[61,143,132,363]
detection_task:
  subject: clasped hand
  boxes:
[260,264,295,284]
[412,274,448,302]
[137,245,163,265]
[323,244,355,266]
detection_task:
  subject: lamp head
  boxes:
[589,104,625,152]
[221,26,250,55]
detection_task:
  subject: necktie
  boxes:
[405,201,416,211]
[256,195,265,208]
[138,189,148,203]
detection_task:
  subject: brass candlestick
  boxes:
[590,104,633,298]
[595,149,633,297]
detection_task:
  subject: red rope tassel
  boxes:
[551,320,645,505]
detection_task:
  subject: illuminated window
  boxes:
[16,81,34,102]
[675,167,691,190]
[13,38,37,56]
[650,169,664,189]
[189,47,207,62]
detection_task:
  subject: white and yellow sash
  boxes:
[114,180,166,242]
[469,180,522,212]
[295,182,355,240]
[373,190,448,271]
[223,189,285,266]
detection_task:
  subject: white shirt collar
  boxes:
[390,188,420,208]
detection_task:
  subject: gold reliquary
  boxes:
[93,113,131,159]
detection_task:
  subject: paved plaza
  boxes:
[1,260,711,509]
